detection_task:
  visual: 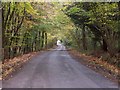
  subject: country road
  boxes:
[2,46,118,88]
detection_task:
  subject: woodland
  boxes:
[0,2,120,80]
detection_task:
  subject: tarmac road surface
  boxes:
[2,45,118,88]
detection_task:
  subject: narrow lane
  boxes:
[3,46,118,88]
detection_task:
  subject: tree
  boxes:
[64,2,119,57]
[2,2,36,59]
[0,1,2,60]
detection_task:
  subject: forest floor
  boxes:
[68,49,120,85]
[2,51,41,80]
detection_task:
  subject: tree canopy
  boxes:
[1,2,120,67]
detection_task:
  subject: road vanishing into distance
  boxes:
[2,45,118,88]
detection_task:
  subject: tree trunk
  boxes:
[103,31,117,57]
[82,25,87,50]
[0,2,2,60]
[34,33,37,51]
[45,32,47,49]
[118,1,120,52]
[41,31,45,48]
[92,39,97,50]
[38,31,41,50]
[102,39,107,51]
